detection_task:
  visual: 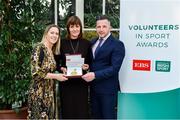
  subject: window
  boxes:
[58,0,120,39]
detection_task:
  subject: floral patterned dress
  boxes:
[27,43,56,119]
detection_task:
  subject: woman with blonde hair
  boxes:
[28,24,68,119]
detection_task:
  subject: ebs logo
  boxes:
[132,60,151,71]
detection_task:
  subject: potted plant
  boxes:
[0,1,32,118]
[0,0,59,118]
[0,38,31,119]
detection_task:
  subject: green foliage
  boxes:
[0,42,31,110]
[83,31,97,40]
[0,0,51,110]
[83,31,119,41]
[84,0,120,28]
[84,13,97,28]
[111,31,120,39]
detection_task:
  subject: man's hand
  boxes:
[82,72,95,82]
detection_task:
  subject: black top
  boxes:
[54,38,91,119]
[55,38,91,70]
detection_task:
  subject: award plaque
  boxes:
[65,54,84,78]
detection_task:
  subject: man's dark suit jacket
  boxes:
[90,34,125,94]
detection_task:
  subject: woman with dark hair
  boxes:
[55,16,91,119]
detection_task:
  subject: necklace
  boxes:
[69,39,79,54]
[44,42,53,55]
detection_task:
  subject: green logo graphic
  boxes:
[155,61,171,72]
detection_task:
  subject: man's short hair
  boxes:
[96,15,109,21]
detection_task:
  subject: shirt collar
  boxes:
[98,32,111,41]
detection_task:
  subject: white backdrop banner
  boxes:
[119,0,180,93]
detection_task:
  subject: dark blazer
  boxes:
[90,34,125,94]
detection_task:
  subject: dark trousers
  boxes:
[90,92,117,119]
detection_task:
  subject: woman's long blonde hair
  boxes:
[41,24,61,55]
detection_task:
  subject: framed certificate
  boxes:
[66,66,82,78]
[65,54,84,78]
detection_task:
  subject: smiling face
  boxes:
[66,16,83,39]
[46,27,59,45]
[96,19,111,38]
[69,24,81,39]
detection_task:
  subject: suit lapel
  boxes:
[91,38,98,45]
[95,35,113,58]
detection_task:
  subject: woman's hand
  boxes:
[82,64,89,71]
[60,67,67,74]
[56,73,68,81]
[45,73,68,81]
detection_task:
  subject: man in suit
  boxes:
[82,15,125,119]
